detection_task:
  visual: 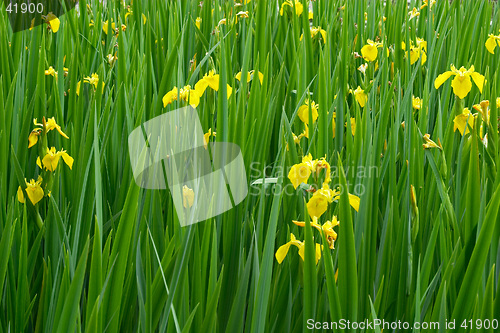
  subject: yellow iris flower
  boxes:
[293,216,339,249]
[84,73,100,90]
[203,128,216,149]
[361,39,383,62]
[163,85,202,108]
[434,65,485,100]
[422,134,442,150]
[192,70,233,100]
[402,38,427,65]
[307,184,360,218]
[37,147,74,172]
[279,0,303,17]
[28,117,69,148]
[453,108,476,136]
[300,26,327,43]
[420,0,436,9]
[297,99,319,124]
[485,33,500,54]
[235,70,264,84]
[412,96,422,110]
[195,17,202,29]
[351,86,367,107]
[43,13,60,32]
[275,233,322,264]
[102,20,116,35]
[288,154,315,189]
[18,177,44,205]
[45,66,58,78]
[408,7,420,20]
[287,154,331,189]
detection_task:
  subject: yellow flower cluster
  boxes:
[402,38,427,65]
[287,154,360,218]
[18,117,73,206]
[276,153,360,264]
[163,69,264,108]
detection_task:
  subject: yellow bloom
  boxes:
[288,154,314,189]
[102,20,116,35]
[18,177,44,205]
[37,147,74,171]
[279,0,303,17]
[453,108,476,136]
[162,85,202,108]
[28,129,42,148]
[361,39,383,62]
[408,7,420,20]
[45,66,58,78]
[308,10,313,20]
[194,70,233,100]
[195,70,220,95]
[182,185,195,208]
[402,39,427,65]
[434,65,485,99]
[45,117,69,139]
[351,86,367,107]
[300,26,327,43]
[497,97,500,109]
[142,14,147,25]
[485,33,500,54]
[307,185,333,218]
[420,0,436,9]
[297,99,319,124]
[235,70,264,84]
[179,85,201,107]
[43,13,60,32]
[28,117,68,148]
[422,133,442,150]
[473,100,490,124]
[195,17,202,29]
[84,73,99,89]
[203,128,216,149]
[412,96,422,110]
[275,233,322,264]
[163,87,178,106]
[293,216,339,249]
